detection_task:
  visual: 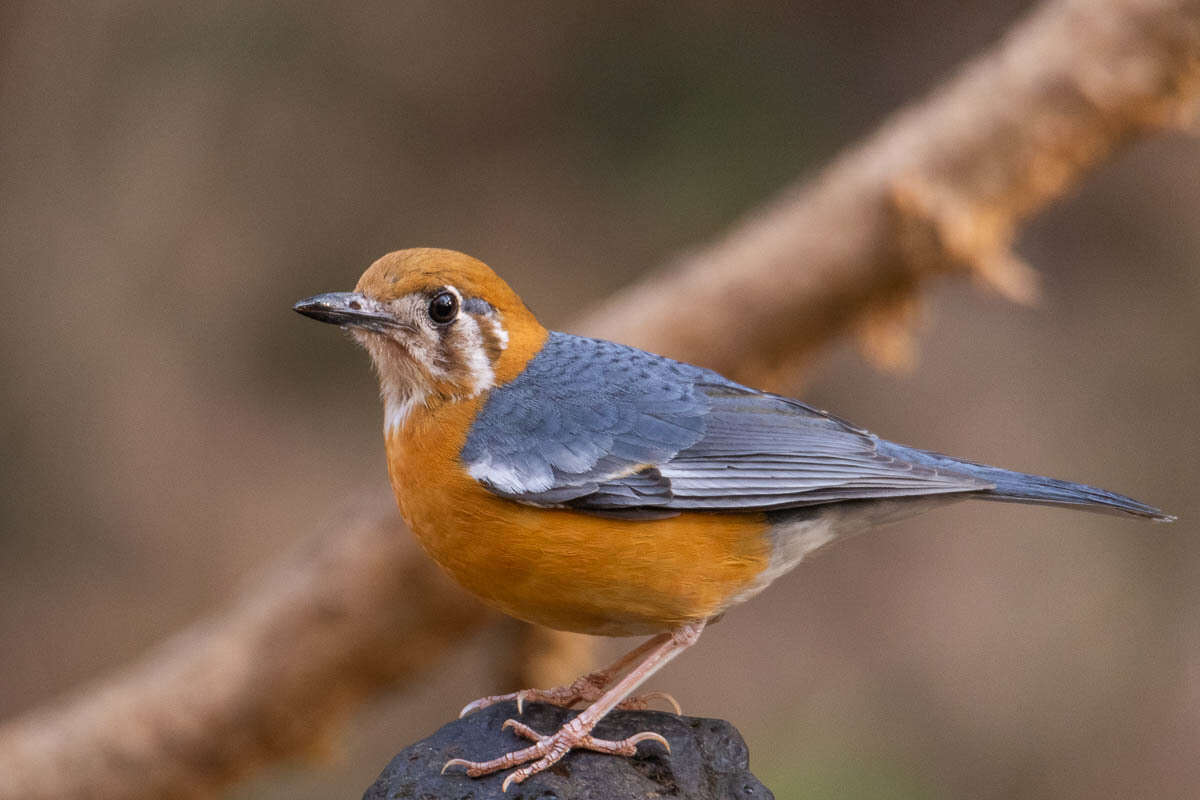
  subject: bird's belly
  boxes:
[394,480,772,636]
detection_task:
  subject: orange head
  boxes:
[294,248,548,429]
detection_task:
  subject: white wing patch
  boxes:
[467,455,554,495]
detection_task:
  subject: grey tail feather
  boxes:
[877,442,1175,522]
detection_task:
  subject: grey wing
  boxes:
[460,333,710,509]
[647,384,992,511]
[461,332,991,515]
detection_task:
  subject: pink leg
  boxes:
[458,633,681,717]
[443,620,706,792]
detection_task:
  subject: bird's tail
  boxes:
[972,466,1174,521]
[877,442,1175,522]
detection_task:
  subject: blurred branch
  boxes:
[1,0,1198,798]
[0,505,493,799]
[578,0,1200,377]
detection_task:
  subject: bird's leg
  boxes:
[443,620,705,792]
[458,633,681,717]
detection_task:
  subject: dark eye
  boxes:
[428,291,458,324]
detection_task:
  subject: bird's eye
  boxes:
[428,291,459,324]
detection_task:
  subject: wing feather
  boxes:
[460,333,989,514]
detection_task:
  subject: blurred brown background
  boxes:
[1,2,1197,798]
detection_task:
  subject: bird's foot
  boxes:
[458,673,680,717]
[442,717,670,792]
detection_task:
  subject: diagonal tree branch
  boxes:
[1,0,1197,797]
[578,0,1200,376]
[0,505,495,800]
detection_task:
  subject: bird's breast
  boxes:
[384,397,774,636]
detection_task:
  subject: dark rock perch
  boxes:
[363,701,774,799]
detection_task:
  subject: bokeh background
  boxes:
[2,2,1197,798]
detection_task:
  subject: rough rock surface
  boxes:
[362,701,774,799]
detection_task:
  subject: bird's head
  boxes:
[295,248,546,431]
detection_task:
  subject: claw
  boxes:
[516,690,525,716]
[437,724,671,787]
[441,758,469,775]
[626,730,671,754]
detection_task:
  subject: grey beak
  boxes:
[293,292,388,328]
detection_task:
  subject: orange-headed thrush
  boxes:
[295,248,1173,790]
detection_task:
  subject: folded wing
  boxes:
[460,333,990,516]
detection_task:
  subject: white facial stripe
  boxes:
[455,311,496,396]
[487,313,509,350]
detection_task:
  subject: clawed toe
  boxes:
[619,730,671,753]
[447,624,703,791]
[458,697,495,718]
[458,676,604,718]
[501,718,542,741]
[459,691,531,718]
[441,720,671,790]
[440,757,469,776]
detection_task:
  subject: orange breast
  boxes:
[386,397,771,636]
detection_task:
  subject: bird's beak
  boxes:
[293,292,398,331]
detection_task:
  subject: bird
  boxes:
[294,247,1173,791]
